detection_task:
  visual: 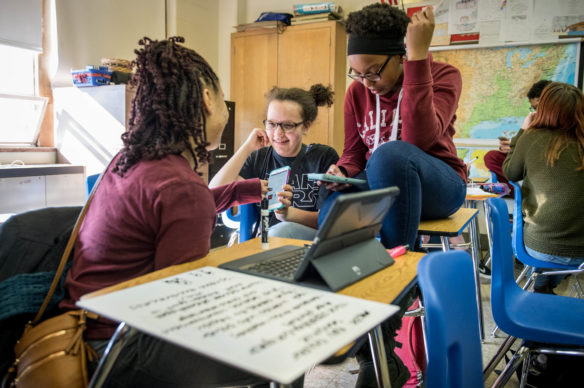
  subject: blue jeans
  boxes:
[319,142,466,249]
[526,246,584,288]
[268,221,317,241]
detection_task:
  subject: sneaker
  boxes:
[478,262,491,283]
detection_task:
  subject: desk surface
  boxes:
[417,207,478,237]
[84,237,424,305]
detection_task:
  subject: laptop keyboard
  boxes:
[243,246,308,280]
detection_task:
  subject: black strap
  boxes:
[32,156,117,324]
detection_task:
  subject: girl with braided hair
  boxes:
[60,37,283,386]
[210,84,339,241]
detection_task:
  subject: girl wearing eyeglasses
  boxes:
[210,84,339,241]
[320,4,467,253]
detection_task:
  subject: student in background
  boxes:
[210,84,339,241]
[320,4,466,252]
[503,82,584,294]
[60,37,290,387]
[485,79,551,197]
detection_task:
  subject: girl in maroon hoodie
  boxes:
[320,4,467,252]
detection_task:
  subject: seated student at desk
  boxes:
[503,82,584,294]
[484,79,551,197]
[209,84,339,241]
[59,37,294,387]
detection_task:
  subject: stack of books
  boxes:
[291,2,343,25]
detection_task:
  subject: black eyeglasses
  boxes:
[263,120,304,132]
[348,55,392,82]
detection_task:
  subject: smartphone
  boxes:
[498,136,509,141]
[266,166,291,211]
[306,173,367,186]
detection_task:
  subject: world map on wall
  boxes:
[431,42,580,178]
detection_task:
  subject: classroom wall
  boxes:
[216,0,420,99]
[52,0,222,87]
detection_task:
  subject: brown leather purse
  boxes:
[4,170,105,388]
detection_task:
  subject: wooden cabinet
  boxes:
[230,21,347,154]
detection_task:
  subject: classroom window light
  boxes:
[0,44,41,145]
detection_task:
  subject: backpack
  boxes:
[395,298,426,387]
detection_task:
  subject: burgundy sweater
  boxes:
[60,154,261,339]
[339,55,467,182]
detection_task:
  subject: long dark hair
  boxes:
[527,82,584,170]
[113,36,218,176]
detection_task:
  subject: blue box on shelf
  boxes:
[71,65,112,87]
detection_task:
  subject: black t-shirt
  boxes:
[239,144,339,226]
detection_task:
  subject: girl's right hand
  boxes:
[243,128,270,153]
[323,164,350,191]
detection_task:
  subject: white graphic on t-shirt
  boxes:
[358,109,390,149]
[289,174,319,210]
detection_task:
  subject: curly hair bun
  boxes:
[345,3,410,39]
[309,84,334,107]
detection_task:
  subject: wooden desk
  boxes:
[417,207,478,238]
[85,237,424,304]
[86,237,424,388]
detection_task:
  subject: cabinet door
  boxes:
[231,30,278,149]
[277,24,332,148]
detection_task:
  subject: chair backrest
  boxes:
[487,197,523,325]
[490,170,498,183]
[509,181,575,270]
[417,250,484,388]
[487,197,584,345]
[86,173,100,199]
[221,203,259,243]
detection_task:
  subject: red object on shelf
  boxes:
[450,32,480,44]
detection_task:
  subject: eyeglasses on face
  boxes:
[263,120,304,132]
[348,55,392,82]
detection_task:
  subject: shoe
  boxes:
[533,285,556,295]
[478,262,491,283]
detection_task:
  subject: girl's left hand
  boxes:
[406,6,435,61]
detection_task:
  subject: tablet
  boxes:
[307,173,367,186]
[267,166,291,211]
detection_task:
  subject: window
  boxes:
[0,44,45,145]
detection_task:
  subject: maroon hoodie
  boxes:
[338,54,467,182]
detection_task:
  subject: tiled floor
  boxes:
[303,265,583,387]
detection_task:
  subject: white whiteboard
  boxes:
[78,266,399,384]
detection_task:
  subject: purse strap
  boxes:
[31,159,113,325]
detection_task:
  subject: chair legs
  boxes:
[491,345,529,388]
[486,341,584,388]
[483,335,518,379]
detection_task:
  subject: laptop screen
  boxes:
[317,186,400,241]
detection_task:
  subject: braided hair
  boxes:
[264,84,334,124]
[113,36,219,176]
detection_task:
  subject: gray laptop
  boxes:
[219,186,400,291]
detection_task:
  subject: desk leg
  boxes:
[466,200,485,340]
[483,200,493,267]
[368,326,392,388]
[89,322,137,388]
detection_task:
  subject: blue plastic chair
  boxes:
[221,203,259,243]
[490,171,498,183]
[86,173,100,198]
[417,250,484,388]
[483,197,584,386]
[509,181,583,292]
